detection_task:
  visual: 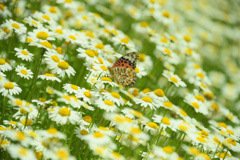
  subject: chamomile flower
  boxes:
[101,91,125,106]
[32,98,52,106]
[0,58,12,72]
[28,28,55,42]
[75,125,90,140]
[37,128,66,139]
[0,81,22,96]
[184,94,208,115]
[0,138,10,150]
[83,131,112,146]
[38,73,61,82]
[77,48,98,62]
[24,16,43,28]
[4,130,33,146]
[76,88,96,104]
[15,65,33,79]
[5,19,27,35]
[42,5,62,20]
[0,3,12,17]
[133,96,157,109]
[7,144,36,160]
[48,106,81,125]
[63,83,81,94]
[45,147,76,160]
[95,99,119,112]
[14,48,34,61]
[50,60,76,78]
[163,70,187,87]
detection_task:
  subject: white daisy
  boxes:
[0,58,12,72]
[95,99,119,112]
[15,65,33,79]
[14,48,34,61]
[0,81,22,96]
[162,70,187,87]
[38,73,61,82]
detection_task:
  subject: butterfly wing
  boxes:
[112,52,139,69]
[111,67,137,87]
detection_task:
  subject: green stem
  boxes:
[212,142,220,159]
[176,133,185,152]
[24,113,29,129]
[222,147,229,160]
[1,97,8,124]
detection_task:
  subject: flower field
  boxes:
[0,0,240,159]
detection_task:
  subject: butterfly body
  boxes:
[108,52,139,87]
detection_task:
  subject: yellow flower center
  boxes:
[11,23,20,29]
[196,137,206,143]
[69,35,76,40]
[163,48,171,55]
[49,6,57,13]
[183,35,191,42]
[154,89,165,97]
[55,29,63,34]
[227,113,233,120]
[58,107,70,116]
[29,131,38,138]
[170,77,178,83]
[4,82,14,89]
[120,38,129,44]
[179,109,187,117]
[191,102,199,109]
[51,55,60,62]
[57,61,69,70]
[57,149,69,159]
[80,129,89,135]
[40,41,53,49]
[0,58,6,65]
[20,69,28,75]
[18,147,27,156]
[189,147,200,156]
[14,99,23,106]
[21,119,32,126]
[21,50,29,55]
[161,117,170,125]
[70,84,78,90]
[85,50,95,58]
[104,100,114,106]
[178,124,189,131]
[142,96,152,103]
[161,37,169,43]
[135,67,139,73]
[36,31,49,40]
[0,3,5,11]
[195,95,205,102]
[26,37,33,43]
[45,73,54,77]
[100,66,108,71]
[83,115,92,123]
[147,122,158,129]
[163,101,173,108]
[15,131,26,140]
[217,122,227,129]
[47,128,58,134]
[162,146,174,154]
[130,127,141,134]
[140,21,149,28]
[101,77,112,82]
[95,43,105,49]
[42,15,50,21]
[83,91,92,98]
[162,10,170,18]
[139,53,146,62]
[110,92,120,99]
[93,131,104,138]
[112,152,121,159]
[196,72,204,79]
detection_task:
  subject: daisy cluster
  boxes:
[0,0,240,160]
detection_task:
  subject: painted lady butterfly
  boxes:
[108,52,139,87]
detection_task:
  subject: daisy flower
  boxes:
[0,72,7,85]
[15,65,33,79]
[101,91,125,106]
[184,94,208,115]
[83,131,112,146]
[0,138,10,150]
[4,130,33,146]
[162,70,187,87]
[75,88,96,104]
[5,19,27,35]
[74,125,90,140]
[44,147,76,160]
[42,5,62,20]
[28,28,55,42]
[7,144,36,160]
[95,99,119,112]
[144,122,159,135]
[48,106,81,125]
[0,81,22,96]
[63,83,81,94]
[133,96,157,109]
[38,73,61,82]
[50,60,76,78]
[56,93,81,108]
[14,48,34,61]
[0,58,12,72]
[121,108,143,119]
[33,11,56,25]
[24,16,43,28]
[135,66,147,78]
[77,48,98,62]
[0,3,12,18]
[36,127,66,139]
[32,98,52,106]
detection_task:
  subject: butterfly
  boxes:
[108,52,139,87]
